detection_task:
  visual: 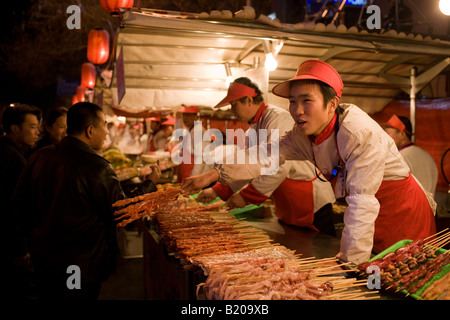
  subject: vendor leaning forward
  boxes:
[198,77,336,235]
[182,60,437,264]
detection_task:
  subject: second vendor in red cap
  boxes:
[182,59,437,264]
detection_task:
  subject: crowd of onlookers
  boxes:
[1,102,162,300]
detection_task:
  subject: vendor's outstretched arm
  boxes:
[181,169,220,194]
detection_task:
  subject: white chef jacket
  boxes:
[399,144,438,196]
[215,104,437,263]
[230,104,335,213]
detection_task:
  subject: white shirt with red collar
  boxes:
[215,103,437,264]
[213,104,335,228]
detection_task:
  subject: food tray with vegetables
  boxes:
[357,230,450,300]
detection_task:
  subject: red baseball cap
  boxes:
[382,114,412,135]
[272,60,343,98]
[162,116,175,125]
[214,82,258,108]
[178,106,199,114]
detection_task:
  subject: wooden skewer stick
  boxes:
[424,228,448,242]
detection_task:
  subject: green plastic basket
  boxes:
[369,239,449,299]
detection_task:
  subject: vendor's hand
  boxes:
[181,169,219,195]
[148,163,162,184]
[141,160,161,184]
[226,192,247,209]
[196,188,218,203]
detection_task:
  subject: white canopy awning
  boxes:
[103,8,450,115]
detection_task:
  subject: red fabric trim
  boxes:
[309,113,337,145]
[251,103,268,124]
[239,183,269,205]
[211,183,234,201]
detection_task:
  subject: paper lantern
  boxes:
[81,62,96,89]
[99,0,133,14]
[72,95,80,105]
[87,28,110,65]
[75,85,86,104]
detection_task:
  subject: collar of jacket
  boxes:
[308,113,337,145]
[249,103,268,124]
[60,136,109,162]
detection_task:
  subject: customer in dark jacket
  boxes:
[1,103,41,299]
[13,102,158,300]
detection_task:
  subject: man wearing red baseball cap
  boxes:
[146,117,166,152]
[174,106,211,182]
[382,114,438,196]
[197,77,336,235]
[183,60,437,264]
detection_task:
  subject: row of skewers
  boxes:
[357,229,450,300]
[112,187,379,300]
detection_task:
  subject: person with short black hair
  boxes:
[197,77,336,236]
[13,102,160,300]
[0,103,41,299]
[30,106,68,154]
[182,60,437,264]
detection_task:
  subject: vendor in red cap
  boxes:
[175,106,210,183]
[182,59,437,264]
[382,114,438,196]
[196,77,336,235]
[147,117,166,152]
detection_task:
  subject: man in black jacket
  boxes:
[1,103,41,299]
[14,102,159,300]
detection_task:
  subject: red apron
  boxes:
[271,178,317,231]
[373,174,436,253]
[176,155,194,183]
[148,137,156,152]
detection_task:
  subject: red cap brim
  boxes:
[214,82,257,108]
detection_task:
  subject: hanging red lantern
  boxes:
[87,28,110,65]
[75,85,86,104]
[72,95,80,105]
[99,0,134,14]
[81,62,96,89]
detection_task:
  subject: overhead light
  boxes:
[224,62,233,87]
[262,40,283,72]
[439,0,450,15]
[264,53,278,72]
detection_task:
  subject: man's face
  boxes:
[46,114,67,144]
[230,97,252,122]
[182,113,197,128]
[15,114,40,147]
[384,127,403,148]
[91,111,108,150]
[288,81,336,137]
[150,121,160,132]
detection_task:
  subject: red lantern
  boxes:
[99,0,133,14]
[87,28,110,65]
[72,95,80,105]
[81,62,96,89]
[75,85,86,104]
